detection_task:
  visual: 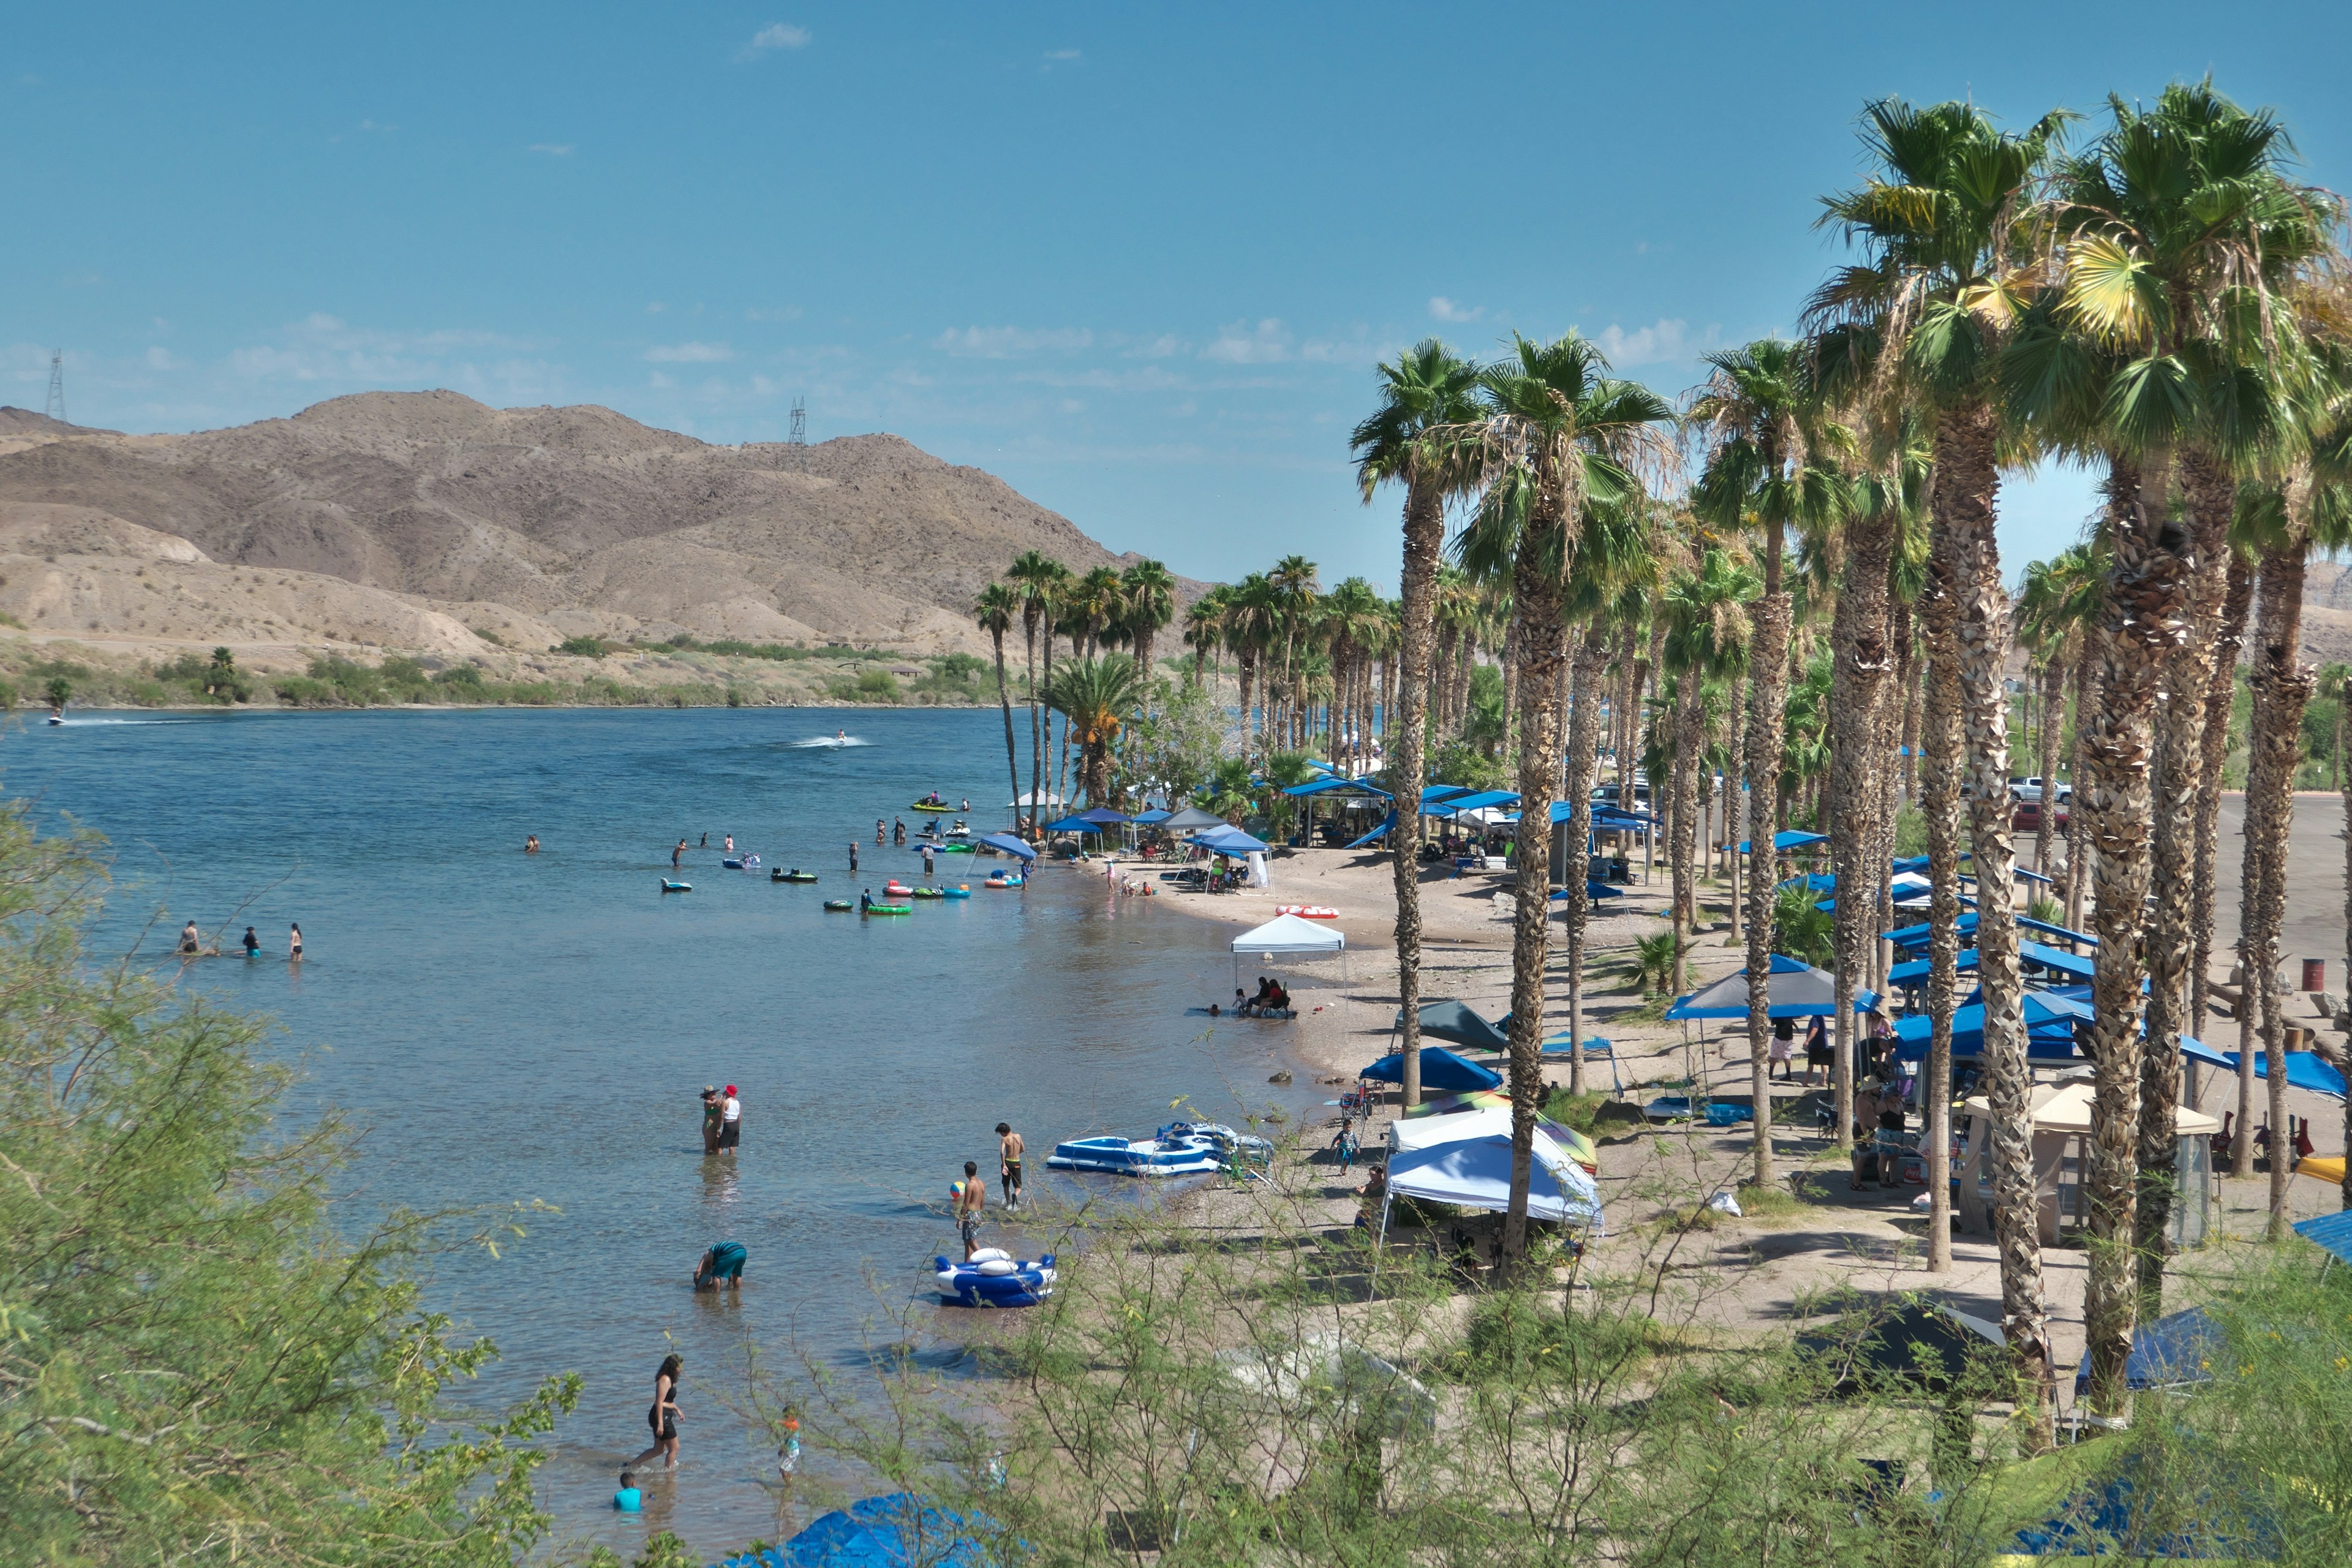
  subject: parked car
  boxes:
[2012,799,2069,834]
[1592,779,1653,809]
[2007,776,2073,805]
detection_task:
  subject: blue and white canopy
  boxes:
[1191,826,1270,854]
[975,832,1038,862]
[1384,1133,1604,1226]
[1666,954,1880,1021]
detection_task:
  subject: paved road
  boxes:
[2212,793,2347,986]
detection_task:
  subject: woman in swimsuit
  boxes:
[288,922,303,962]
[628,1354,684,1470]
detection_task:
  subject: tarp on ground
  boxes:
[1384,1133,1603,1225]
[974,832,1037,862]
[1385,1104,1599,1172]
[773,1491,999,1567]
[1232,913,1345,955]
[1158,805,1228,831]
[1666,953,1881,1020]
[1193,826,1271,854]
[1738,829,1830,853]
[1392,998,1508,1052]
[1359,1047,1501,1093]
[2071,1306,2222,1395]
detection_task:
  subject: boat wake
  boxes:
[787,736,870,748]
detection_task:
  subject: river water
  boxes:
[3,706,1320,1557]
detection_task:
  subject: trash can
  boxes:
[2304,958,2328,993]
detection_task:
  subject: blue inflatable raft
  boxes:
[933,1249,1056,1307]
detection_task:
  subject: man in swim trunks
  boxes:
[692,1240,747,1291]
[956,1160,984,1259]
[720,1086,741,1151]
[997,1122,1024,1210]
[674,839,686,869]
[700,1087,723,1155]
[849,841,858,872]
[243,926,260,956]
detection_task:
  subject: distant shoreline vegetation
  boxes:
[0,639,1011,712]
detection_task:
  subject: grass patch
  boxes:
[1540,1087,1648,1140]
[1658,1180,1811,1232]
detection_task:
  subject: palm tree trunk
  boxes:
[1390,475,1448,1110]
[2064,641,2098,933]
[2136,450,2236,1313]
[1670,674,1705,993]
[1878,595,1917,997]
[2034,660,2064,873]
[1939,398,2053,1441]
[1742,544,1793,1191]
[1501,541,1573,1271]
[1830,505,1898,1190]
[1902,677,1923,804]
[2245,534,2313,1236]
[993,629,1020,834]
[1562,632,1608,1095]
[1024,614,1044,834]
[1918,521,1966,1231]
[2080,454,2179,1417]
[2192,553,2253,1044]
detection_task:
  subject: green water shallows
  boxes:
[6,707,1315,1556]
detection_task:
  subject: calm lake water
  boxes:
[3,706,1321,1558]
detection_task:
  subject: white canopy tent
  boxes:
[1376,1133,1605,1272]
[1230,912,1346,990]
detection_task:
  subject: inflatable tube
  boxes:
[823,899,853,911]
[661,880,692,892]
[908,887,945,900]
[943,886,971,899]
[865,903,913,915]
[1275,905,1340,919]
[775,870,819,883]
[984,876,1025,888]
[932,1253,1057,1307]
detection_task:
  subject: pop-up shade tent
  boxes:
[1379,1133,1604,1229]
[1131,808,1174,825]
[1158,805,1228,831]
[1076,806,1131,826]
[1193,826,1271,854]
[1387,1104,1598,1172]
[1005,791,1064,809]
[2178,1038,2347,1099]
[974,832,1037,862]
[1043,815,1106,835]
[1893,990,2092,1061]
[1666,953,1881,1021]
[1390,999,1508,1053]
[1738,829,1830,853]
[1233,913,1344,955]
[1359,1047,1500,1093]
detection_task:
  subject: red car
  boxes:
[2011,800,2068,834]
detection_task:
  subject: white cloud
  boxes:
[1591,317,1719,368]
[1201,318,1291,364]
[740,22,811,58]
[645,341,733,363]
[932,325,1094,358]
[529,142,575,156]
[1126,333,1186,359]
[358,118,396,133]
[646,302,666,314]
[1428,296,1483,323]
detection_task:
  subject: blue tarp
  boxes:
[742,1492,998,1568]
[2019,914,2098,948]
[1885,911,1981,950]
[1284,776,1390,799]
[1131,809,1173,824]
[1738,830,1830,853]
[1890,941,2094,987]
[1432,788,1519,814]
[1359,1047,1502,1093]
[1779,872,1838,894]
[1345,812,1395,849]
[1591,805,1658,828]
[2072,1307,2222,1395]
[2179,1046,2348,1099]
[1042,815,1104,834]
[975,832,1037,862]
[1548,882,1626,901]
[1076,806,1131,826]
[1421,783,1474,805]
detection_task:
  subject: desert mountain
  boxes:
[0,392,1196,657]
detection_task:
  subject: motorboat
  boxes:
[1046,1120,1271,1177]
[933,1248,1055,1307]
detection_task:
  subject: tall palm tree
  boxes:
[1044,654,1148,808]
[2015,546,2100,878]
[1690,337,1849,1188]
[1182,590,1226,688]
[1457,333,1675,1269]
[1811,96,2073,1438]
[1267,555,1321,751]
[1659,548,1757,997]
[974,582,1022,832]
[1121,560,1178,687]
[1006,551,1069,833]
[1225,573,1280,756]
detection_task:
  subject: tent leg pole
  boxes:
[1373,1191,1393,1283]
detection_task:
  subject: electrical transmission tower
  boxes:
[786,398,807,467]
[43,351,66,425]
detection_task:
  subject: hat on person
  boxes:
[703,1085,717,1096]
[725,1085,737,1095]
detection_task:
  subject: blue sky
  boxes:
[8,2,2350,592]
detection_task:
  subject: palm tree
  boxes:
[1660,548,1758,995]
[1267,555,1320,750]
[1121,560,1178,686]
[1225,573,1280,756]
[1182,590,1226,688]
[1045,655,1149,808]
[1006,551,1069,834]
[975,582,1022,831]
[1457,333,1675,1269]
[1811,96,2073,1438]
[1689,337,1849,1189]
[2015,547,2099,877]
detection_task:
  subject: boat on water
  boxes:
[773,869,819,883]
[1046,1121,1273,1177]
[723,854,761,870]
[933,1248,1055,1307]
[910,795,955,813]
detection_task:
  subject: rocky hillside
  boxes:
[0,393,1194,658]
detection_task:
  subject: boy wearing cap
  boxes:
[720,1086,742,1151]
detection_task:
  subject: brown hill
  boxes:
[0,390,1194,656]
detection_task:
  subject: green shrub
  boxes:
[0,679,16,710]
[42,677,70,710]
[271,676,341,707]
[557,635,608,658]
[432,663,485,690]
[856,668,901,703]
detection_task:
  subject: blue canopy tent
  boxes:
[1359,1046,1502,1093]
[974,832,1037,862]
[1345,812,1396,849]
[1427,788,1520,816]
[1283,776,1391,799]
[1391,999,1510,1054]
[2071,1306,2222,1396]
[1892,990,2092,1062]
[1131,808,1174,825]
[1889,940,2095,987]
[1667,954,1880,1021]
[1341,784,1473,848]
[1042,815,1106,835]
[1738,829,1830,853]
[1191,826,1271,855]
[1076,806,1131,826]
[2177,1038,2346,1099]
[2294,1208,2352,1267]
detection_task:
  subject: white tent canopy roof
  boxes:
[1962,1080,2220,1136]
[1384,1134,1603,1225]
[1231,913,1346,954]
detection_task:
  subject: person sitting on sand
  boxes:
[1353,1163,1387,1229]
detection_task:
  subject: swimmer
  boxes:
[674,838,687,869]
[242,925,260,957]
[524,834,541,853]
[178,920,200,955]
[725,834,734,854]
[614,1471,642,1512]
[288,922,303,962]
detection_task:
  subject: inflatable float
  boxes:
[883,882,916,896]
[1275,905,1340,919]
[823,899,853,911]
[942,885,971,899]
[984,874,1025,889]
[934,1248,1055,1307]
[773,869,819,883]
[908,886,946,900]
[661,880,692,893]
[864,903,913,916]
[1047,1120,1272,1177]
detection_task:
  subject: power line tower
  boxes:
[787,398,806,466]
[43,351,66,425]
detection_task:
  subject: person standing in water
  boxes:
[525,835,540,853]
[956,1161,985,1260]
[242,925,260,957]
[848,841,859,872]
[700,1086,723,1156]
[673,839,687,869]
[997,1122,1024,1210]
[628,1354,684,1471]
[875,818,886,845]
[178,921,201,955]
[724,834,734,855]
[719,1086,741,1152]
[288,923,303,962]
[922,844,935,880]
